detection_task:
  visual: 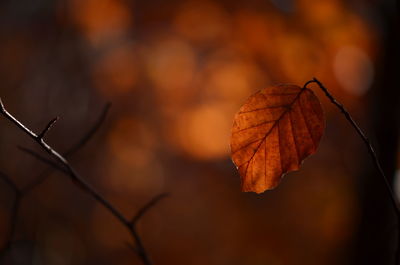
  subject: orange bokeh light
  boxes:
[69,0,132,45]
[93,43,139,95]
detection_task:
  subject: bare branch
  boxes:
[0,171,20,194]
[0,98,4,111]
[0,171,21,254]
[125,193,169,263]
[0,103,112,257]
[0,198,20,254]
[0,99,38,140]
[18,146,69,174]
[38,116,59,139]
[0,98,159,265]
[21,103,111,194]
[305,78,400,215]
[125,242,138,253]
[6,196,20,246]
[131,193,169,225]
[304,77,400,265]
[65,102,111,157]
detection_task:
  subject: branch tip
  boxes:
[38,116,59,139]
[21,103,112,194]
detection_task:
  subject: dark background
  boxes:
[0,0,399,264]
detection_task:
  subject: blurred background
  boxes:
[0,0,398,264]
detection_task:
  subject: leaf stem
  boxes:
[304,77,400,264]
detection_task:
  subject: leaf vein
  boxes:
[298,99,316,149]
[235,89,306,170]
[288,111,300,162]
[232,119,276,134]
[232,137,265,155]
[238,105,289,114]
[277,122,283,174]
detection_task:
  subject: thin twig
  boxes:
[0,171,19,194]
[0,98,164,265]
[18,146,69,174]
[38,117,59,139]
[128,193,169,262]
[21,103,111,194]
[64,103,111,157]
[7,196,20,246]
[0,104,111,255]
[19,157,166,265]
[125,241,138,253]
[131,193,169,225]
[0,171,21,253]
[304,78,400,214]
[0,197,20,253]
[304,77,400,265]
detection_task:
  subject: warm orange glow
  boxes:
[93,44,139,95]
[173,104,231,159]
[108,117,155,167]
[69,0,131,45]
[173,1,229,43]
[106,117,164,193]
[202,51,268,103]
[233,11,284,57]
[276,33,326,83]
[145,37,197,110]
[0,0,383,264]
[298,0,344,25]
[333,46,374,96]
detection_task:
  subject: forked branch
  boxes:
[131,193,169,225]
[21,103,111,194]
[0,104,110,255]
[0,98,167,265]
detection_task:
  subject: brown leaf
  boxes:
[230,84,325,193]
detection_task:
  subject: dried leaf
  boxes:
[230,84,325,193]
